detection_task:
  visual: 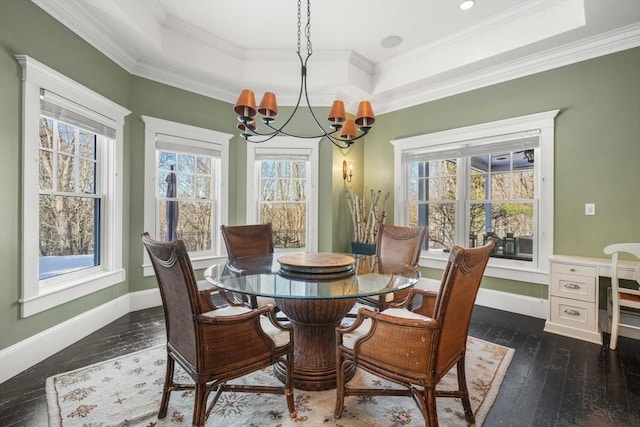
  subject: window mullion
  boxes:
[458,156,470,248]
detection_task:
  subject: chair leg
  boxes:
[334,358,346,419]
[193,381,208,427]
[425,386,438,427]
[285,354,297,418]
[610,302,621,350]
[456,357,475,424]
[158,354,175,419]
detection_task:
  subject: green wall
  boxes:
[0,0,639,353]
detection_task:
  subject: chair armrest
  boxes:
[411,289,438,317]
[344,309,439,372]
[386,287,437,315]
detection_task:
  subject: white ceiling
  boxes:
[33,0,640,114]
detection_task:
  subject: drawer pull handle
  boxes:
[564,309,580,316]
[563,283,581,290]
[570,268,577,272]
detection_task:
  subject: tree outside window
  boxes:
[259,160,307,249]
[38,116,101,280]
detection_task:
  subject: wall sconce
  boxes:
[342,160,353,183]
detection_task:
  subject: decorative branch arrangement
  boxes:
[345,187,390,244]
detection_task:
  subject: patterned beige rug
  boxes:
[46,337,513,426]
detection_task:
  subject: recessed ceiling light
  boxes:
[460,0,475,10]
[380,35,403,48]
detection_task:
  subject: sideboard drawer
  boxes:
[550,273,596,302]
[549,296,596,331]
[551,263,597,277]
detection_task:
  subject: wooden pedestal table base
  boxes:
[273,297,356,390]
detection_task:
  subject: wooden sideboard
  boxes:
[544,254,639,344]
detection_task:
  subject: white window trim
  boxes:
[391,110,559,284]
[17,55,131,317]
[141,116,232,276]
[246,137,320,253]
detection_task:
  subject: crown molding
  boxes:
[373,23,640,114]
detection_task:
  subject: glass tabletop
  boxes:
[203,253,420,300]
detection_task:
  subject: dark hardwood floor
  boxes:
[1,304,639,426]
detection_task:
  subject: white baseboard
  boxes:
[0,289,163,385]
[416,278,548,319]
[129,287,162,311]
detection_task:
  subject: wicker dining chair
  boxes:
[220,223,276,308]
[335,238,497,426]
[357,224,428,311]
[141,233,296,427]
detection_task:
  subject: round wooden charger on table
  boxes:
[278,253,355,278]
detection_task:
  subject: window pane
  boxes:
[57,123,76,154]
[470,172,487,201]
[57,154,76,192]
[39,195,99,280]
[196,176,210,199]
[513,170,534,198]
[261,162,276,178]
[292,161,306,178]
[158,152,176,170]
[79,159,95,193]
[78,130,96,158]
[196,156,211,174]
[261,178,276,200]
[177,173,194,198]
[291,179,306,201]
[261,203,306,249]
[491,172,510,200]
[425,203,456,250]
[39,150,52,190]
[178,153,195,173]
[276,161,291,177]
[40,117,53,149]
[490,152,510,172]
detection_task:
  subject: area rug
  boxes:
[46,337,513,426]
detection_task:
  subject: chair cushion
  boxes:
[259,316,291,347]
[209,305,290,347]
[342,308,430,350]
[209,305,253,316]
[256,296,277,307]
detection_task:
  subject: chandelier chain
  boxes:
[296,0,302,55]
[306,0,312,56]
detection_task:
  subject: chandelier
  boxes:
[232,0,375,149]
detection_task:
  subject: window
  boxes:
[142,116,231,276]
[246,137,320,252]
[392,110,559,283]
[18,55,130,317]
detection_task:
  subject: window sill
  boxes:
[20,269,126,317]
[419,255,549,285]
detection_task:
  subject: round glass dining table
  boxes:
[204,252,420,390]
